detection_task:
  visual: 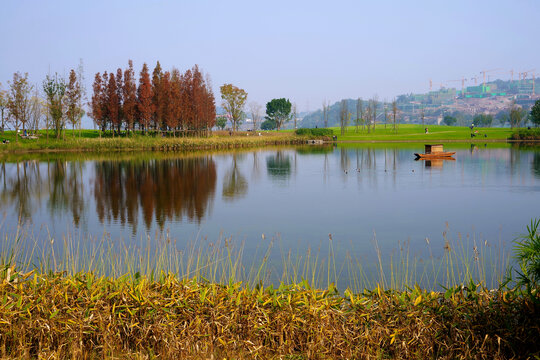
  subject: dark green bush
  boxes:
[295,128,333,136]
[514,218,540,292]
[509,128,540,140]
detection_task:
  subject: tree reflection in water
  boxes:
[222,154,248,201]
[94,156,217,229]
[533,152,540,178]
[266,151,291,180]
[48,160,85,226]
[0,160,46,223]
[0,159,85,226]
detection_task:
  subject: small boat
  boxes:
[414,144,455,159]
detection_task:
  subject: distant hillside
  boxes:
[300,77,539,128]
[300,99,389,128]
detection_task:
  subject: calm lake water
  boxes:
[1,143,539,288]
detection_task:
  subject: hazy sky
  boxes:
[1,0,539,114]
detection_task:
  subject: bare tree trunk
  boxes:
[371,96,378,133]
[292,103,297,130]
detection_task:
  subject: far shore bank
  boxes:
[333,139,539,143]
[0,125,538,154]
[0,131,306,154]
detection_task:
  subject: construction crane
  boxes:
[520,69,535,80]
[510,69,514,82]
[429,79,433,91]
[470,76,478,85]
[446,77,468,93]
[520,69,536,94]
[479,68,502,88]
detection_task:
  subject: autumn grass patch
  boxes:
[0,129,304,153]
[0,223,537,358]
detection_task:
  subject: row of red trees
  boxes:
[90,61,215,136]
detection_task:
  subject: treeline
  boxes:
[0,64,86,142]
[443,99,540,128]
[90,61,215,136]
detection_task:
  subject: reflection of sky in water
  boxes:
[0,145,539,286]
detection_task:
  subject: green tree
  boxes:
[265,98,291,130]
[510,102,525,128]
[495,111,509,126]
[216,115,227,130]
[530,99,540,127]
[443,115,457,126]
[260,119,276,130]
[43,73,67,139]
[473,114,493,127]
[220,84,247,131]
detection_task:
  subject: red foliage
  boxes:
[168,68,182,132]
[137,63,154,132]
[92,61,216,135]
[123,60,138,132]
[115,68,124,129]
[152,61,163,130]
[107,73,119,132]
[90,73,103,127]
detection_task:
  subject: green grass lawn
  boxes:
[324,124,514,142]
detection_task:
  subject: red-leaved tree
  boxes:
[137,63,154,133]
[107,73,119,136]
[91,61,216,137]
[152,61,163,131]
[123,60,137,134]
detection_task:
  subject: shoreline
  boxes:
[0,125,538,155]
[0,134,307,154]
[2,138,538,155]
[331,139,528,143]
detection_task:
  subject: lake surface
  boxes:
[1,143,539,288]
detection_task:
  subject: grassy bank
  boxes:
[310,124,516,142]
[0,130,304,153]
[0,126,535,154]
[0,221,536,358]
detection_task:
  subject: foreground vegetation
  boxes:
[1,270,538,359]
[0,220,537,358]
